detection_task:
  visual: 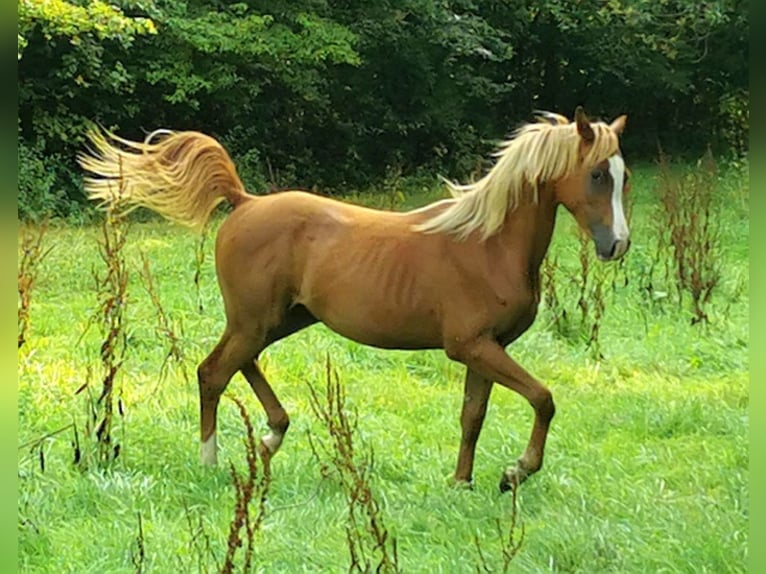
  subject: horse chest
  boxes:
[492,285,540,345]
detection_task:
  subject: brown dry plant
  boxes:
[307,358,400,573]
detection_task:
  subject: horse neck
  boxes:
[492,185,558,274]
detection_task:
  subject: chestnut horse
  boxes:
[80,107,629,491]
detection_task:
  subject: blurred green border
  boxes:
[8,3,755,572]
[6,3,19,572]
[749,7,760,570]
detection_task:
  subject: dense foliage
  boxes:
[18,0,749,218]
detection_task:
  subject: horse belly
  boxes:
[295,229,448,349]
[306,292,442,350]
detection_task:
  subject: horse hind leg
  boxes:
[197,330,257,466]
[240,360,288,476]
[197,302,315,467]
[239,305,318,472]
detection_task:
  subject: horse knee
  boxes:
[532,389,555,422]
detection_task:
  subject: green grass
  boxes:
[18,164,748,573]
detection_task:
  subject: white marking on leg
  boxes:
[200,432,217,466]
[607,155,629,242]
[261,431,283,454]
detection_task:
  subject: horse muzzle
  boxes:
[596,238,631,261]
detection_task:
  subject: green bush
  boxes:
[18,138,60,221]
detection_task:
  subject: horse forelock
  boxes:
[414,119,620,240]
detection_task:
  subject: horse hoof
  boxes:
[498,466,528,493]
[451,478,474,491]
[499,476,513,493]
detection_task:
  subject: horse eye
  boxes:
[591,170,603,182]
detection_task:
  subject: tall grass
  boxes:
[17,220,52,348]
[138,252,189,383]
[76,209,130,467]
[308,358,400,573]
[17,162,748,572]
[221,397,270,574]
[656,150,722,324]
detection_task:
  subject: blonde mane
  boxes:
[414,117,620,240]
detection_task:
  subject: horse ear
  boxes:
[610,114,627,135]
[574,106,595,143]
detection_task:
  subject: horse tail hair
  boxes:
[79,129,249,231]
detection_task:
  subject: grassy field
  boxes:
[18,162,748,573]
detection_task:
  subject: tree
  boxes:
[17,0,749,219]
[18,0,157,217]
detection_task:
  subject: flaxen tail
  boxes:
[79,129,249,231]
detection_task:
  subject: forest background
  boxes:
[18,0,749,218]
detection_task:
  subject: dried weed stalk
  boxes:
[221,396,271,574]
[139,251,189,382]
[474,484,524,573]
[180,504,218,574]
[576,230,609,359]
[657,150,721,324]
[541,254,568,333]
[131,511,146,574]
[75,168,130,467]
[307,358,400,574]
[18,220,53,348]
[84,206,130,465]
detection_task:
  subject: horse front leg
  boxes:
[454,368,493,487]
[447,337,555,492]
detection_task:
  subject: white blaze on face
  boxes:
[607,155,629,242]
